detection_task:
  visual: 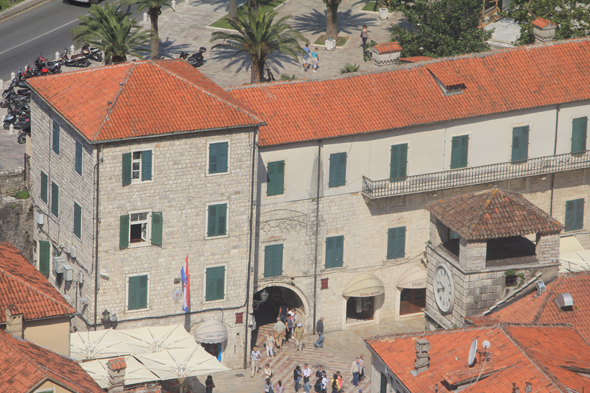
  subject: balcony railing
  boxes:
[362,150,590,199]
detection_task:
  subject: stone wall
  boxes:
[459,239,487,270]
[536,233,560,264]
[0,198,34,262]
[0,167,25,197]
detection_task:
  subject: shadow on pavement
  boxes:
[291,8,379,36]
[159,37,191,59]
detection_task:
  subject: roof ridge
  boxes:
[91,63,135,141]
[0,265,74,315]
[151,61,264,124]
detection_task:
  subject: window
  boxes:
[39,240,50,277]
[390,144,408,181]
[51,182,59,217]
[380,372,388,393]
[119,212,163,249]
[511,126,529,162]
[572,117,588,154]
[264,244,283,277]
[387,226,406,259]
[565,199,584,232]
[450,135,469,169]
[266,161,285,196]
[207,203,227,237]
[73,202,82,239]
[325,236,344,269]
[75,141,83,175]
[127,274,149,311]
[329,152,347,188]
[235,312,243,324]
[321,278,329,289]
[206,266,225,301]
[40,172,48,204]
[122,151,152,185]
[52,120,60,155]
[208,142,228,174]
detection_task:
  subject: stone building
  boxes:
[27,60,263,368]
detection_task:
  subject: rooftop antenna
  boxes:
[482,340,490,350]
[468,339,478,367]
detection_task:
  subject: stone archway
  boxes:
[253,283,311,331]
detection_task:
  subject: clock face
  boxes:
[434,265,455,313]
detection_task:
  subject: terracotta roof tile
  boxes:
[373,42,402,54]
[0,243,74,323]
[532,17,555,29]
[107,357,127,371]
[0,329,103,392]
[27,60,263,143]
[227,39,590,147]
[400,56,434,63]
[425,189,563,240]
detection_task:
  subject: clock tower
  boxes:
[423,189,562,330]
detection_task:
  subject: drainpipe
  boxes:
[243,129,258,368]
[549,105,560,216]
[312,141,322,335]
[93,146,101,331]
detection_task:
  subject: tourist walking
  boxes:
[302,43,311,71]
[276,380,284,393]
[205,375,215,393]
[264,377,274,393]
[251,346,262,377]
[315,365,324,380]
[311,47,319,72]
[266,332,275,358]
[359,354,366,381]
[350,358,360,388]
[360,25,369,49]
[330,374,339,393]
[321,372,329,393]
[264,363,274,380]
[294,323,305,351]
[274,318,286,349]
[294,365,302,393]
[314,317,324,348]
[336,371,344,391]
[303,363,312,393]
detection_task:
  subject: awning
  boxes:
[343,274,385,298]
[397,265,427,289]
[194,320,228,344]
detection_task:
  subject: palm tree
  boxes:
[211,9,307,84]
[119,0,173,59]
[324,0,343,39]
[340,63,360,73]
[71,3,150,64]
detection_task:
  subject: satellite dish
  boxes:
[482,340,491,350]
[468,339,478,366]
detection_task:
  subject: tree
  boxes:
[229,0,238,21]
[324,0,343,39]
[248,0,258,15]
[71,3,150,64]
[119,0,173,58]
[211,9,307,83]
[503,0,590,45]
[340,63,360,73]
[391,0,492,58]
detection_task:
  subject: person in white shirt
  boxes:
[263,363,273,380]
[251,346,262,377]
[302,363,312,393]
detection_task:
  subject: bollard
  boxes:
[70,44,76,54]
[9,124,14,135]
[143,12,148,22]
[0,79,3,91]
[171,0,175,9]
[56,51,60,61]
[11,72,15,80]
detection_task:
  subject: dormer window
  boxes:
[427,65,466,96]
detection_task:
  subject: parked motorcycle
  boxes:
[60,48,91,67]
[81,44,103,62]
[180,47,206,67]
[17,128,29,144]
[3,113,29,130]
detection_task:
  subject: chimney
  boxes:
[5,307,23,339]
[532,18,556,44]
[411,339,430,376]
[107,357,126,393]
[525,382,532,393]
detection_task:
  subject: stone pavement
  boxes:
[145,0,410,87]
[0,128,25,170]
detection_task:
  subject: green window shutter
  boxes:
[73,203,82,238]
[207,205,217,237]
[39,240,50,276]
[264,244,283,277]
[40,172,48,203]
[51,182,59,217]
[120,215,129,249]
[128,276,138,310]
[151,212,163,245]
[122,153,132,186]
[52,120,60,155]
[206,266,225,301]
[571,117,588,154]
[387,227,406,259]
[325,236,344,268]
[329,153,347,188]
[75,141,83,175]
[138,275,148,309]
[209,142,228,174]
[566,199,585,231]
[267,161,285,196]
[390,144,408,181]
[451,135,469,169]
[511,126,529,162]
[208,204,227,237]
[325,237,334,269]
[380,372,388,393]
[141,150,152,181]
[575,199,585,230]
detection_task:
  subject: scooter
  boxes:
[180,47,207,67]
[81,44,103,62]
[60,48,90,67]
[17,128,29,144]
[3,113,29,130]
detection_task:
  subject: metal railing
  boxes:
[362,150,590,199]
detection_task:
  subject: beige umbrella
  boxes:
[70,329,134,361]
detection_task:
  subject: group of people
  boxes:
[293,363,350,393]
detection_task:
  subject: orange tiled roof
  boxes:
[366,324,569,392]
[532,17,555,29]
[373,42,402,54]
[0,329,104,392]
[0,243,74,323]
[425,189,563,240]
[27,60,263,143]
[472,272,590,343]
[400,56,434,62]
[228,39,590,147]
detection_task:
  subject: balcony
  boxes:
[362,150,590,199]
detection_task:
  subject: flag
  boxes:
[181,255,189,312]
